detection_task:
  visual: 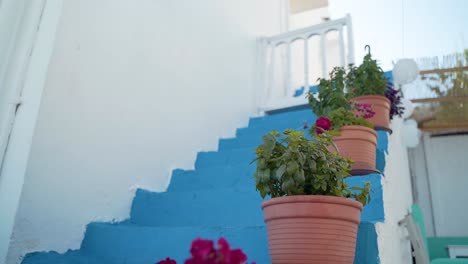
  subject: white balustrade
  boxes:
[258,14,355,112]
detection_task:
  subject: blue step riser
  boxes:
[131,174,384,227]
[222,130,389,152]
[171,151,385,192]
[168,166,256,192]
[195,146,386,172]
[22,223,379,264]
[194,148,256,170]
[81,223,270,264]
[248,109,315,127]
[78,223,377,264]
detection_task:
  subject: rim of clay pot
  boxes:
[261,195,363,211]
[340,125,377,136]
[351,167,381,176]
[375,126,393,134]
[352,95,390,107]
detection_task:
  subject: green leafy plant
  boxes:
[328,107,374,131]
[252,129,371,205]
[307,65,375,135]
[308,67,349,116]
[310,107,374,137]
[346,53,387,97]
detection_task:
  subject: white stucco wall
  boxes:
[6,1,285,263]
[376,118,414,264]
[289,7,342,89]
[410,134,468,237]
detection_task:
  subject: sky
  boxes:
[329,0,468,70]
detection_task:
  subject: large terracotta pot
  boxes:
[352,95,391,132]
[332,125,378,175]
[262,195,363,264]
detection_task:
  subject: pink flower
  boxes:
[355,103,375,119]
[315,117,332,134]
[217,238,231,260]
[303,121,309,129]
[162,237,254,264]
[228,249,247,264]
[190,238,215,260]
[157,258,177,264]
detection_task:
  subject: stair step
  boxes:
[222,129,389,153]
[168,165,255,192]
[81,222,269,264]
[248,109,315,128]
[195,148,256,169]
[355,223,379,264]
[22,250,101,264]
[132,174,384,227]
[130,188,264,227]
[22,223,380,264]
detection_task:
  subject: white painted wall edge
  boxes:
[0,0,63,262]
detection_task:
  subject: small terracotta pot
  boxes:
[352,95,391,132]
[262,195,363,264]
[332,125,377,175]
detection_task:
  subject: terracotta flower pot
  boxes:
[332,125,378,175]
[262,195,363,264]
[352,95,391,132]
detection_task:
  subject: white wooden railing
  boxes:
[258,14,355,111]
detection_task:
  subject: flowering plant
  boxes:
[385,80,405,120]
[311,104,374,136]
[156,237,255,264]
[252,130,371,205]
[308,66,375,135]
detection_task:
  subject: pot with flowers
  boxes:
[346,49,391,132]
[309,67,378,175]
[253,130,371,264]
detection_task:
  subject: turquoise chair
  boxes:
[410,204,468,264]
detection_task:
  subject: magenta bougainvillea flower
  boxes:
[156,237,255,264]
[189,238,215,260]
[355,103,376,119]
[157,257,177,264]
[315,117,332,134]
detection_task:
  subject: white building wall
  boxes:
[411,134,468,237]
[376,118,414,264]
[289,7,342,89]
[6,1,285,263]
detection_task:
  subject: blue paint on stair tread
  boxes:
[248,109,315,127]
[130,188,265,227]
[346,174,384,223]
[22,222,378,264]
[168,165,256,192]
[22,250,102,264]
[132,174,383,227]
[354,223,380,264]
[81,222,269,264]
[194,148,256,169]
[376,149,386,172]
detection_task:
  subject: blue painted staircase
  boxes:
[22,108,388,264]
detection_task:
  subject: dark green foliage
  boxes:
[252,130,371,205]
[308,67,350,117]
[328,108,374,131]
[347,54,387,97]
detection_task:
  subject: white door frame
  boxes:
[0,0,63,262]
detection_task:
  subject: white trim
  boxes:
[0,0,63,262]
